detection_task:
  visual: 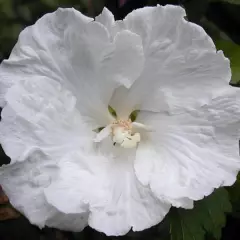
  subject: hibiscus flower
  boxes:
[0,5,239,236]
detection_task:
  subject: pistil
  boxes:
[111,119,140,148]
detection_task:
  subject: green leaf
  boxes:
[227,173,240,218]
[215,40,240,84]
[169,188,232,240]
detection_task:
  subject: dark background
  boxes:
[0,0,240,239]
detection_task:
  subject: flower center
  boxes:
[111,119,141,148]
[94,107,146,148]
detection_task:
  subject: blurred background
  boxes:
[0,0,240,239]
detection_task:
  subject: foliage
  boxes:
[215,40,240,84]
[227,174,240,218]
[169,189,232,240]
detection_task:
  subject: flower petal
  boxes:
[0,8,92,108]
[95,7,115,36]
[1,8,144,128]
[107,30,144,89]
[110,5,231,116]
[46,211,89,232]
[135,89,240,206]
[64,20,144,120]
[0,149,89,231]
[135,140,194,208]
[0,78,92,163]
[0,8,110,127]
[44,151,108,216]
[41,140,170,236]
[94,125,112,143]
[88,145,170,236]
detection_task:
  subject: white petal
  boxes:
[95,8,126,39]
[46,211,89,232]
[1,8,144,128]
[0,149,89,231]
[109,85,130,118]
[95,7,115,36]
[132,121,153,131]
[110,5,231,115]
[1,8,110,126]
[94,125,112,142]
[0,78,93,163]
[134,89,240,206]
[108,30,144,89]
[0,8,92,107]
[64,21,144,121]
[88,145,170,236]
[124,5,186,51]
[63,19,115,122]
[44,151,107,215]
[135,141,193,209]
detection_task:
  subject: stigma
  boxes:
[111,119,141,148]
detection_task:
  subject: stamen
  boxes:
[94,118,148,148]
[111,119,140,148]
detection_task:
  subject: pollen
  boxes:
[111,119,140,148]
[112,119,132,131]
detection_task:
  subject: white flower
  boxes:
[0,5,240,236]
